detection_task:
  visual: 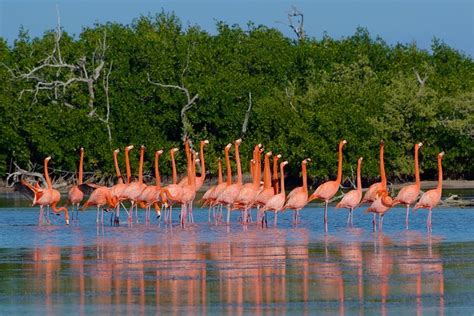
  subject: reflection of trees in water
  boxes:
[16,230,445,314]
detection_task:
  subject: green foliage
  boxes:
[0,13,472,182]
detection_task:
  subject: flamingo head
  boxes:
[157,149,164,155]
[235,138,242,145]
[439,151,445,158]
[303,158,311,164]
[45,156,52,162]
[141,145,145,150]
[172,147,179,153]
[80,147,84,152]
[359,157,363,162]
[276,154,282,159]
[281,161,289,167]
[126,145,134,151]
[380,140,384,146]
[114,148,120,154]
[202,139,209,145]
[417,142,423,148]
[342,139,347,145]
[225,143,232,151]
[266,151,272,157]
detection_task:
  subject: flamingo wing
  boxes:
[14,181,36,201]
[77,183,99,196]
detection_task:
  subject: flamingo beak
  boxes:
[114,149,120,153]
[418,142,423,147]
[204,140,209,144]
[46,156,52,161]
[80,147,84,151]
[158,150,163,155]
[360,157,364,161]
[226,143,232,149]
[342,140,347,145]
[258,143,262,148]
[127,145,134,150]
[439,151,445,157]
[277,154,282,159]
[66,219,70,225]
[173,148,179,152]
[267,151,272,156]
[283,161,289,166]
[236,138,242,144]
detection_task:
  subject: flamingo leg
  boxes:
[101,208,104,223]
[76,203,80,222]
[38,206,44,225]
[46,205,51,224]
[324,201,328,232]
[427,209,432,232]
[135,203,139,223]
[226,204,231,224]
[274,211,278,227]
[96,206,100,223]
[372,213,377,232]
[405,204,410,230]
[347,209,352,226]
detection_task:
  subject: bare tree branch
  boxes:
[241,91,253,136]
[288,6,305,41]
[147,45,200,142]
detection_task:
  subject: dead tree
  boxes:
[413,68,428,97]
[288,6,305,41]
[241,92,253,137]
[3,9,114,141]
[147,45,199,143]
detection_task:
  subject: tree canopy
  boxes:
[1,12,472,186]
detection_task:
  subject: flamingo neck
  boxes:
[78,150,84,185]
[51,203,69,223]
[217,159,223,184]
[225,149,232,185]
[273,156,279,194]
[138,147,144,183]
[189,152,196,186]
[414,145,420,189]
[436,156,443,192]
[235,144,242,185]
[198,142,206,182]
[336,143,344,184]
[280,164,286,196]
[125,149,132,184]
[155,152,161,188]
[302,163,308,192]
[171,151,177,184]
[263,155,271,189]
[44,158,52,189]
[113,152,124,184]
[356,160,362,191]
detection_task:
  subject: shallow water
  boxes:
[1,202,474,314]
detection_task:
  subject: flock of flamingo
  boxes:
[15,138,444,232]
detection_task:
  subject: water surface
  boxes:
[1,201,474,314]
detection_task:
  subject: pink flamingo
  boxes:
[216,138,243,224]
[179,147,198,227]
[254,152,275,220]
[161,148,184,224]
[16,157,70,225]
[235,144,263,223]
[362,141,385,204]
[336,157,363,226]
[365,143,399,231]
[82,186,119,224]
[308,139,347,232]
[179,139,209,191]
[121,145,147,223]
[208,143,232,223]
[201,158,223,222]
[261,161,289,227]
[137,149,164,223]
[394,142,423,229]
[284,158,311,223]
[414,152,444,232]
[109,148,128,226]
[68,148,84,221]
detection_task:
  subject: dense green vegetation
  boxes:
[1,12,472,185]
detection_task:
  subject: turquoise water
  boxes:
[0,199,473,314]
